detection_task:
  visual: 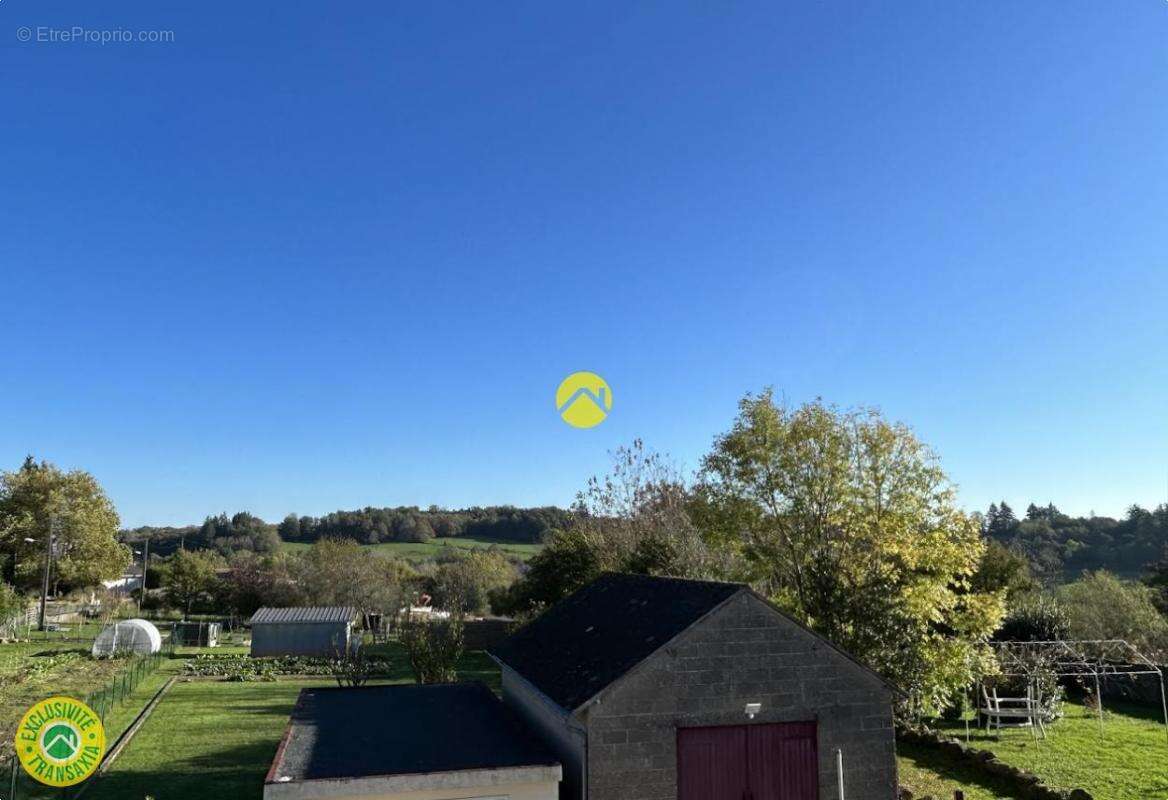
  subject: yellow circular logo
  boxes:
[556,372,612,428]
[15,696,106,787]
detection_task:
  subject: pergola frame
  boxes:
[987,639,1167,744]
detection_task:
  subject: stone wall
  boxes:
[896,726,1092,800]
[580,591,898,800]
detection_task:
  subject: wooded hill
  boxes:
[982,501,1168,580]
[121,505,572,556]
[121,500,1168,583]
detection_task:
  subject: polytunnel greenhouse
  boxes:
[91,618,162,657]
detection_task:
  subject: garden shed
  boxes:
[250,606,357,657]
[489,573,899,800]
[172,620,220,647]
[263,682,561,800]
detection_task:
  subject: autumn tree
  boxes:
[295,538,412,625]
[0,457,130,591]
[218,551,301,617]
[497,440,725,615]
[572,439,715,577]
[697,392,1003,715]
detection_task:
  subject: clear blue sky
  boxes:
[3,2,1166,527]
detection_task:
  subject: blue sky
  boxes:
[3,2,1166,527]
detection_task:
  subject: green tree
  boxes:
[971,540,1036,601]
[0,457,130,591]
[0,581,26,628]
[1145,550,1168,615]
[163,549,220,616]
[697,392,1003,715]
[1056,571,1168,653]
[430,550,515,616]
[494,527,606,615]
[199,511,279,555]
[986,501,1018,540]
[277,514,301,542]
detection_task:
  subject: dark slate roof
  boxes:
[490,572,744,711]
[267,683,558,784]
[250,606,357,625]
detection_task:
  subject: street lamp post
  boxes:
[28,516,56,632]
[136,538,150,615]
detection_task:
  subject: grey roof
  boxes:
[266,683,558,784]
[490,573,743,711]
[249,606,357,625]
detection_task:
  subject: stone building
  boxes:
[489,573,897,800]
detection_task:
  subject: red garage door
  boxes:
[678,722,818,800]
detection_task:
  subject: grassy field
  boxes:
[85,649,499,800]
[280,535,543,561]
[929,701,1168,800]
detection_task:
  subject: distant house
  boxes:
[263,683,561,800]
[489,573,899,800]
[249,607,357,657]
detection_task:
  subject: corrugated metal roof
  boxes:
[250,607,357,625]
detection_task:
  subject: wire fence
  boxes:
[3,647,170,800]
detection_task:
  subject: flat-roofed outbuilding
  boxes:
[264,682,561,800]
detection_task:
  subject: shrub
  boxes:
[399,617,464,684]
[181,653,399,679]
[995,594,1071,642]
[1057,571,1168,655]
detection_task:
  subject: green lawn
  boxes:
[1,648,187,799]
[85,649,498,800]
[928,700,1168,800]
[280,535,543,562]
[898,742,1025,800]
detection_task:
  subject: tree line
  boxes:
[7,389,1168,719]
[981,500,1168,580]
[121,505,571,557]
